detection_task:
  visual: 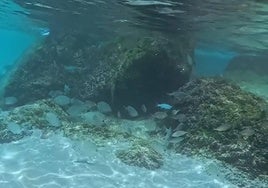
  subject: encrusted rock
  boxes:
[163,78,268,178]
[116,142,163,170]
[0,99,71,143]
[3,33,194,109]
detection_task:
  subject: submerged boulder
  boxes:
[3,32,194,108]
[161,78,268,178]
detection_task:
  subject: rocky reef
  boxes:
[1,27,267,181]
[0,98,164,170]
[0,99,71,143]
[161,78,268,178]
[116,141,164,170]
[3,32,194,109]
[1,77,268,183]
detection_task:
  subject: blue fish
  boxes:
[40,28,50,36]
[157,103,172,110]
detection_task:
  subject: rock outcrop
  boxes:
[161,78,268,178]
[3,32,194,109]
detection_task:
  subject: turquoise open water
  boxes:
[0,1,268,188]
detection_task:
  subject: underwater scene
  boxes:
[0,0,268,187]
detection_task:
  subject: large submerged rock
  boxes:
[3,33,194,109]
[161,78,268,178]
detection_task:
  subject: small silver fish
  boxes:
[171,130,188,137]
[124,105,138,117]
[97,101,112,114]
[117,111,121,118]
[172,109,180,115]
[169,137,184,144]
[40,130,52,139]
[74,159,94,165]
[171,114,187,122]
[241,128,255,137]
[141,104,147,113]
[152,111,168,120]
[167,91,187,99]
[4,96,18,106]
[214,124,231,132]
[187,54,193,66]
[40,28,50,36]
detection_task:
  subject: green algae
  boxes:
[162,78,268,178]
[115,140,164,170]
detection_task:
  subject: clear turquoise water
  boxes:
[0,128,235,188]
[1,1,268,188]
[0,0,43,77]
[3,0,268,76]
[0,29,36,74]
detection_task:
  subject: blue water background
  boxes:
[0,29,37,75]
[194,45,237,76]
[0,1,46,78]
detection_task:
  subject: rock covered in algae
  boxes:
[162,78,268,178]
[0,99,72,143]
[63,121,130,145]
[1,99,71,129]
[116,142,163,170]
[0,112,24,143]
[3,32,194,108]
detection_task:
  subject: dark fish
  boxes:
[74,159,94,165]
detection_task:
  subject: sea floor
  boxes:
[0,128,247,188]
[0,128,230,188]
[0,117,267,188]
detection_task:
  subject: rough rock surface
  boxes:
[4,33,194,108]
[115,141,164,170]
[0,99,71,143]
[0,99,165,170]
[162,78,268,178]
